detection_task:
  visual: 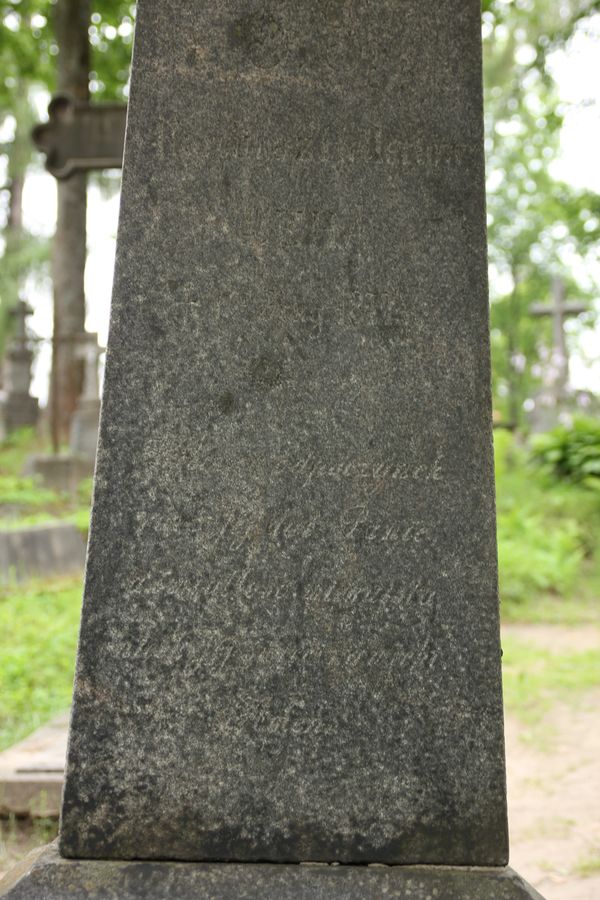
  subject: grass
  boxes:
[0,577,82,752]
[0,429,92,534]
[0,507,90,535]
[0,430,91,753]
[573,849,600,878]
[502,634,600,745]
[500,591,600,625]
[0,817,58,881]
[495,429,600,624]
[0,429,45,479]
[521,817,575,840]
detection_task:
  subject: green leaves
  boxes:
[483,1,600,428]
[0,576,81,750]
[494,429,600,614]
[532,418,600,485]
[0,1,135,100]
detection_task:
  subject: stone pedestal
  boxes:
[1,844,544,899]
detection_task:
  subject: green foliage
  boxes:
[0,576,81,750]
[0,428,40,476]
[495,430,600,616]
[0,1,135,102]
[0,428,92,529]
[0,1,136,356]
[573,850,600,877]
[498,506,584,605]
[0,430,90,748]
[0,474,63,509]
[531,417,600,484]
[88,2,136,101]
[483,1,600,427]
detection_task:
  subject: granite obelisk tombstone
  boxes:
[1,0,542,896]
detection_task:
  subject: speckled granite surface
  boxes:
[59,0,508,867]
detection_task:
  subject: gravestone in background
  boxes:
[1,0,542,896]
[0,523,85,585]
[0,300,38,436]
[25,333,102,493]
[69,334,103,461]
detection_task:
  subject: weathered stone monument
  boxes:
[25,333,102,493]
[69,334,103,461]
[0,300,39,436]
[1,1,542,896]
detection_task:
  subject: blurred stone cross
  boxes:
[32,94,127,179]
[530,276,586,404]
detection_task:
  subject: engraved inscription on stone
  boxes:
[59,0,508,869]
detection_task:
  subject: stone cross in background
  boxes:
[530,276,586,411]
[3,1,542,897]
[32,94,126,180]
[31,93,126,450]
[0,299,39,436]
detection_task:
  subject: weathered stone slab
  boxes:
[0,845,545,900]
[0,523,86,584]
[24,455,94,494]
[0,715,67,817]
[60,0,507,866]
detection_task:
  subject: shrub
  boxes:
[494,429,598,612]
[531,417,600,487]
[497,506,584,605]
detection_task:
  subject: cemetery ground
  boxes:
[0,431,599,897]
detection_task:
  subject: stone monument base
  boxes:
[1,844,544,899]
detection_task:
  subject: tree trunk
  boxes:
[505,271,522,432]
[50,0,90,449]
[6,173,24,234]
[1,82,32,371]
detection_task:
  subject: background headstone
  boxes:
[0,523,86,585]
[69,333,103,460]
[0,300,39,436]
[25,331,101,492]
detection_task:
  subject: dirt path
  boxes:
[504,624,600,900]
